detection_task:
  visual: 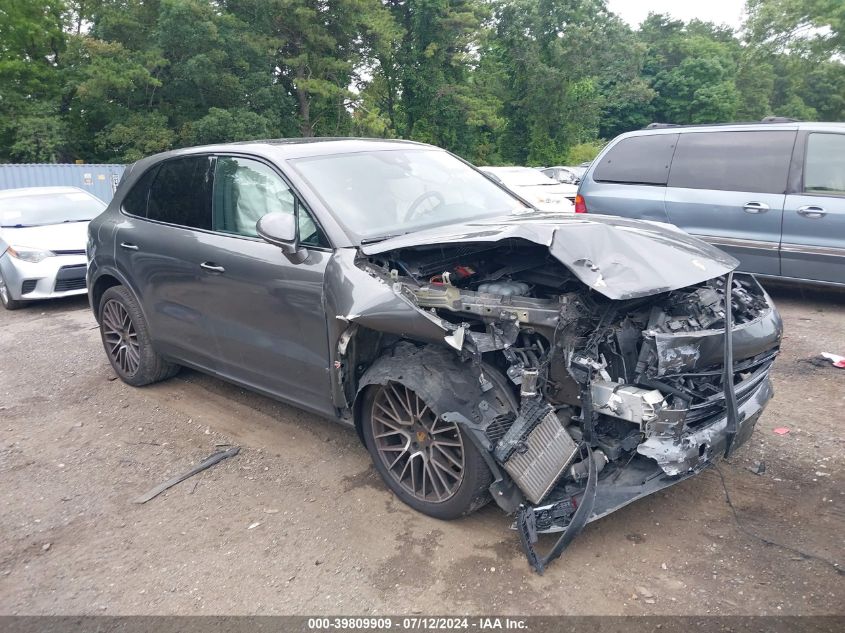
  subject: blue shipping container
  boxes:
[0,163,126,203]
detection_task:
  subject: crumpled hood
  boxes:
[360,212,738,300]
[0,222,89,252]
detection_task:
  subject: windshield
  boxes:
[290,149,530,241]
[487,168,558,187]
[0,190,105,227]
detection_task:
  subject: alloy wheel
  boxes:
[0,276,8,305]
[102,299,141,376]
[371,382,465,502]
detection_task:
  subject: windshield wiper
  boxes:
[360,233,407,245]
[0,224,33,228]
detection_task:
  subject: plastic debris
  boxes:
[773,427,790,436]
[821,352,845,368]
[133,446,240,504]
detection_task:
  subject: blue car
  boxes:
[578,120,845,286]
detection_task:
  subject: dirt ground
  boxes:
[0,281,843,616]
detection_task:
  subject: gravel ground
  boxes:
[0,281,842,615]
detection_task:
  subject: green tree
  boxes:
[491,0,628,165]
[745,0,844,58]
[639,15,741,125]
[0,0,68,160]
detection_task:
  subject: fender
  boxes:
[88,264,151,331]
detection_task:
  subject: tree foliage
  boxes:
[0,0,842,164]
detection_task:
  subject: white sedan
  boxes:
[479,166,577,213]
[0,187,106,310]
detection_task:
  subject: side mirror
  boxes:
[256,212,307,264]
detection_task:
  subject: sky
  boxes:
[606,0,747,31]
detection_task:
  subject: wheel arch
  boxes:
[352,341,516,445]
[89,267,148,327]
[90,274,122,321]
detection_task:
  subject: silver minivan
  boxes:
[577,121,845,286]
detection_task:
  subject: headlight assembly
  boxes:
[7,246,55,263]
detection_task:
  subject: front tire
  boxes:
[98,285,179,386]
[361,381,492,520]
[0,271,24,310]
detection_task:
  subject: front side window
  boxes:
[147,156,214,229]
[804,133,845,196]
[290,149,529,242]
[668,131,795,194]
[213,156,329,247]
[213,157,295,237]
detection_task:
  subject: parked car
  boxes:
[578,120,845,286]
[478,166,577,212]
[88,139,781,571]
[0,186,106,310]
[540,165,586,185]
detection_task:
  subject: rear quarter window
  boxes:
[593,134,678,185]
[668,131,796,194]
[121,166,159,217]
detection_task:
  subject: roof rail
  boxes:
[760,116,800,123]
[644,122,679,129]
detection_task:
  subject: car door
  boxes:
[115,154,224,371]
[781,131,845,284]
[663,130,796,276]
[200,154,335,416]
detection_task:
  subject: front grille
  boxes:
[684,358,774,427]
[53,249,86,256]
[54,264,87,292]
[21,280,37,295]
[54,277,87,292]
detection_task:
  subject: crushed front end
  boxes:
[353,230,782,572]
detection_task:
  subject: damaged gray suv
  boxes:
[87,139,782,571]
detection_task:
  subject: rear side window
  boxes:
[593,134,678,185]
[804,133,845,196]
[668,131,795,194]
[121,166,159,217]
[147,156,214,229]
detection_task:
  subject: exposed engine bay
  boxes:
[343,235,782,573]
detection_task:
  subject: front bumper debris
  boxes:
[513,373,771,572]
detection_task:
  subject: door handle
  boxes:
[797,205,826,219]
[200,262,225,273]
[742,202,770,214]
[120,242,139,250]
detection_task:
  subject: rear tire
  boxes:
[361,381,492,520]
[99,285,179,386]
[0,271,24,310]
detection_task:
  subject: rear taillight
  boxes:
[574,194,587,213]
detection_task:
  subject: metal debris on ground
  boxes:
[747,461,766,475]
[132,446,240,504]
